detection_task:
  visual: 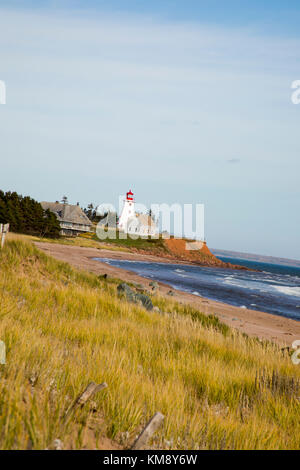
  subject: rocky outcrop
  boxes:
[117,283,154,310]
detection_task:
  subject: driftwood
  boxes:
[65,381,107,419]
[131,412,164,450]
[75,382,107,406]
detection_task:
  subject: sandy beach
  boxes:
[35,241,300,346]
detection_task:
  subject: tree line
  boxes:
[0,191,60,238]
[83,203,118,224]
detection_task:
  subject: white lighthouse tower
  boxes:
[118,189,158,237]
[118,190,135,232]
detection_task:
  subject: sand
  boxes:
[35,242,300,346]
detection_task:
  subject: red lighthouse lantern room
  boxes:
[126,190,134,201]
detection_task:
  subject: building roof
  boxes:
[40,202,92,226]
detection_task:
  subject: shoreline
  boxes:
[35,241,300,346]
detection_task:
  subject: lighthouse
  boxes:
[118,190,135,232]
[118,189,158,237]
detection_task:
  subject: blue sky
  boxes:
[0,1,300,258]
[3,0,300,32]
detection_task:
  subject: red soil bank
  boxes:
[163,238,249,269]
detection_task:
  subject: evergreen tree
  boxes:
[0,190,60,238]
[85,203,94,220]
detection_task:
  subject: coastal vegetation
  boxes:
[0,236,299,449]
[92,229,168,253]
[22,230,234,267]
[0,191,60,238]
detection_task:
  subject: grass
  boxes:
[16,232,132,253]
[0,237,299,449]
[21,230,167,254]
[57,228,168,254]
[91,228,168,253]
[26,227,168,254]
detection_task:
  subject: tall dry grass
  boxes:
[0,238,299,449]
[15,232,131,252]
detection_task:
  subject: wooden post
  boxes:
[0,223,9,248]
[0,340,5,365]
[131,412,164,450]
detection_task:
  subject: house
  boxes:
[40,201,92,236]
[118,190,158,237]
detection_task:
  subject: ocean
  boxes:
[95,256,300,321]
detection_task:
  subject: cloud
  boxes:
[0,7,299,184]
[0,6,299,257]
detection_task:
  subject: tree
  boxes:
[61,195,68,204]
[83,203,106,223]
[42,209,61,238]
[85,203,94,220]
[0,190,60,238]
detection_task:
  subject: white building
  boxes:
[118,190,158,237]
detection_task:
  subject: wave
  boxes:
[224,277,263,291]
[224,275,300,299]
[272,285,300,298]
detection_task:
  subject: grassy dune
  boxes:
[27,230,169,255]
[15,232,132,252]
[0,238,299,449]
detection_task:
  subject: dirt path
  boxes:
[35,242,300,346]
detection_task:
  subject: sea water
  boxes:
[94,257,300,321]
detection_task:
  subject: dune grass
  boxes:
[15,232,132,252]
[0,238,299,450]
[29,228,168,254]
[91,229,167,253]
